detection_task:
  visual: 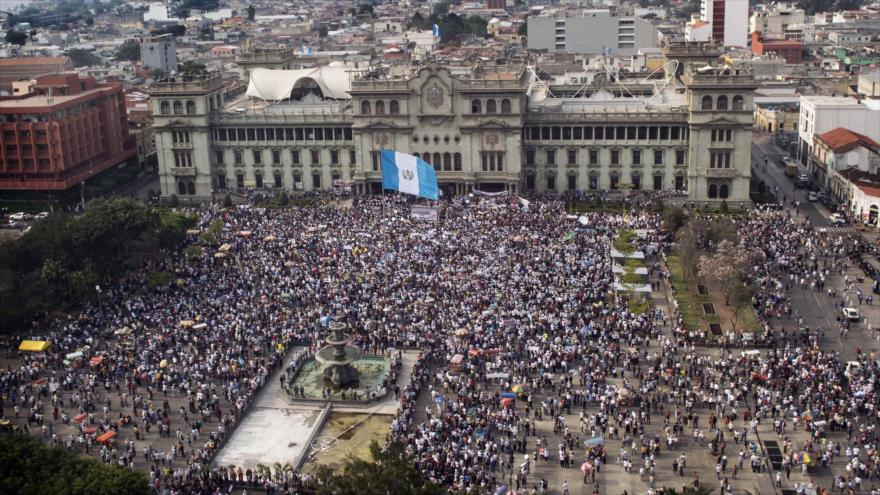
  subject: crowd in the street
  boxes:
[1,194,879,495]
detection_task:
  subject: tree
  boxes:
[314,440,442,495]
[5,30,28,46]
[318,26,329,37]
[67,48,101,67]
[246,4,255,21]
[675,226,699,284]
[85,16,94,25]
[358,3,374,16]
[662,206,687,233]
[221,193,233,208]
[116,39,141,61]
[699,239,762,305]
[157,210,197,248]
[728,282,756,333]
[152,24,186,36]
[178,60,206,74]
[150,68,166,80]
[409,11,428,29]
[517,19,527,36]
[0,432,150,495]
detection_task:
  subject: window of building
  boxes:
[616,127,626,140]
[236,173,244,188]
[610,172,619,190]
[632,173,641,190]
[701,95,713,110]
[471,99,482,114]
[567,149,577,165]
[266,128,275,140]
[311,150,320,164]
[272,150,281,164]
[252,150,262,165]
[546,149,555,165]
[567,174,577,191]
[676,150,685,165]
[716,95,728,110]
[552,127,561,140]
[526,149,535,165]
[255,173,263,188]
[177,181,186,195]
[215,151,224,164]
[653,174,662,190]
[627,127,636,140]
[708,183,718,198]
[526,174,535,191]
[389,100,400,114]
[589,174,598,190]
[332,172,340,184]
[443,152,452,171]
[649,127,658,140]
[637,126,647,140]
[218,129,227,141]
[611,150,619,165]
[654,150,663,165]
[480,152,504,172]
[331,150,339,165]
[312,173,321,189]
[732,95,744,111]
[274,172,282,188]
[454,153,462,171]
[562,127,571,140]
[256,129,265,141]
[238,129,246,141]
[632,149,641,165]
[597,127,606,140]
[487,99,497,114]
[217,174,226,189]
[546,175,555,191]
[675,175,685,190]
[247,129,256,141]
[375,100,385,115]
[573,127,582,140]
[160,101,170,114]
[234,150,243,165]
[501,99,511,113]
[720,183,729,198]
[710,151,731,168]
[671,127,681,140]
[589,149,598,165]
[433,153,441,167]
[293,171,301,187]
[541,127,550,140]
[371,151,380,171]
[186,100,196,114]
[349,150,356,165]
[173,101,183,115]
[361,101,371,115]
[660,127,669,140]
[584,127,593,139]
[291,150,300,164]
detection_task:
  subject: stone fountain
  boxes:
[314,322,361,388]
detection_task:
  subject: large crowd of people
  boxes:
[1,194,879,495]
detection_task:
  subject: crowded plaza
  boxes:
[1,192,879,495]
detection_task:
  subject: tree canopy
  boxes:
[66,48,101,68]
[313,440,442,495]
[0,432,150,495]
[152,24,186,37]
[115,39,141,61]
[5,30,28,46]
[0,198,194,334]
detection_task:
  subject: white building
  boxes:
[797,95,880,166]
[141,34,177,75]
[527,9,658,55]
[749,6,805,39]
[688,0,748,47]
[406,30,440,61]
[143,3,179,23]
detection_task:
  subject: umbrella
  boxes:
[434,396,446,403]
[214,252,227,258]
[511,384,526,394]
[160,359,168,368]
[500,397,514,408]
[581,462,593,474]
[179,320,195,328]
[238,231,252,237]
[454,328,468,337]
[499,392,516,399]
[264,235,277,241]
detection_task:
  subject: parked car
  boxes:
[35,212,49,219]
[842,307,860,321]
[808,192,820,202]
[829,213,846,225]
[8,212,28,221]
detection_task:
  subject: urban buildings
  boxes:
[0,73,135,191]
[527,10,658,55]
[150,44,755,204]
[140,34,177,76]
[0,56,73,94]
[750,31,802,64]
[686,0,749,47]
[749,5,805,39]
[797,95,880,167]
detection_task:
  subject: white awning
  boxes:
[245,66,352,101]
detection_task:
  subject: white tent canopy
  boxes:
[245,65,352,101]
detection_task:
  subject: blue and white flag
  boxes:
[301,45,313,55]
[432,23,440,38]
[380,150,439,200]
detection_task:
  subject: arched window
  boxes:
[187,181,195,195]
[732,95,744,111]
[361,101,371,115]
[160,101,170,115]
[719,183,729,199]
[173,101,183,115]
[433,153,441,167]
[186,100,196,114]
[471,99,482,114]
[708,183,718,198]
[486,99,497,114]
[293,171,301,187]
[716,95,728,110]
[501,98,511,113]
[701,95,713,110]
[177,181,187,195]
[454,153,462,171]
[389,100,400,115]
[375,100,385,115]
[443,152,452,171]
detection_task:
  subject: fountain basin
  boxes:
[290,356,391,400]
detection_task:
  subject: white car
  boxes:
[842,307,860,321]
[8,212,27,221]
[35,212,49,219]
[808,192,819,202]
[829,213,846,225]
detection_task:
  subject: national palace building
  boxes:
[150,42,756,204]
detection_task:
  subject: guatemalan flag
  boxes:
[380,150,440,201]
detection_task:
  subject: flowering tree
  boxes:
[699,239,761,305]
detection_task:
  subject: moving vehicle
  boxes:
[842,307,860,321]
[829,213,846,225]
[808,192,820,202]
[785,162,799,177]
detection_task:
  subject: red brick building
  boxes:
[0,74,135,191]
[751,31,802,64]
[486,0,505,9]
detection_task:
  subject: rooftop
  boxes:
[0,87,105,110]
[817,127,880,153]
